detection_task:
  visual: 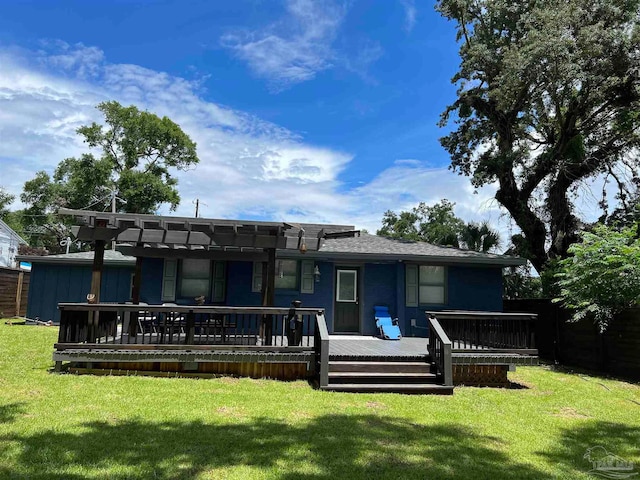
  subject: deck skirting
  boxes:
[54,349,314,364]
[55,349,315,381]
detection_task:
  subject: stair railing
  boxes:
[314,310,330,388]
[427,313,453,387]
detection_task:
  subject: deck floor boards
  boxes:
[329,336,428,359]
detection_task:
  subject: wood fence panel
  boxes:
[505,299,640,380]
[0,267,30,318]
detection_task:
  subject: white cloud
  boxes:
[221,0,357,91]
[0,40,512,243]
[400,0,417,33]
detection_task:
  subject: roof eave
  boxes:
[277,250,527,266]
[15,255,136,266]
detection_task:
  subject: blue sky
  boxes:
[0,0,604,237]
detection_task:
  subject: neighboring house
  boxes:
[0,219,27,268]
[16,250,135,323]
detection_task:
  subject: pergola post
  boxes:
[261,247,276,345]
[129,255,143,338]
[90,240,105,303]
[88,239,105,342]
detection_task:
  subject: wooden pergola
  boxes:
[59,208,328,310]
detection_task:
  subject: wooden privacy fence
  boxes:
[0,266,29,318]
[505,299,640,380]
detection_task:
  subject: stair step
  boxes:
[328,361,433,373]
[322,383,454,395]
[328,372,437,384]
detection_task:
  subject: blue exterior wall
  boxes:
[361,263,397,336]
[139,257,503,335]
[26,263,134,323]
[139,258,163,304]
[402,264,503,336]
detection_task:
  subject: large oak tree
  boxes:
[437,0,640,273]
[20,101,199,251]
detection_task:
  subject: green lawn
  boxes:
[0,325,638,479]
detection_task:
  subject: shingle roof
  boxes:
[283,233,525,266]
[15,233,525,267]
[16,250,136,266]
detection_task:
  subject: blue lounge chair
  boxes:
[374,306,401,340]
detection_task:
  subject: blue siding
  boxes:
[26,263,134,323]
[139,258,164,304]
[402,264,503,336]
[448,265,503,311]
[33,256,505,333]
[226,260,334,321]
[362,264,397,336]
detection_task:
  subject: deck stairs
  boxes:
[322,355,453,395]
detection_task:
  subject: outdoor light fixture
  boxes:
[314,265,321,283]
[298,228,307,254]
[277,260,284,278]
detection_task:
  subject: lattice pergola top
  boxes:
[59,208,355,258]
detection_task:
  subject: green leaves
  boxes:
[555,224,640,331]
[22,101,199,218]
[437,0,640,272]
[17,101,200,251]
[377,199,501,252]
[0,187,14,219]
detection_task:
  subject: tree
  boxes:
[23,101,198,215]
[0,187,14,219]
[459,221,500,252]
[378,199,464,246]
[377,199,501,252]
[437,0,640,273]
[555,224,640,331]
[20,101,199,251]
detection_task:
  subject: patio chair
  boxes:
[374,306,401,340]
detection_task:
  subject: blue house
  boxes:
[41,209,536,392]
[18,250,135,323]
[21,217,522,332]
[131,232,519,337]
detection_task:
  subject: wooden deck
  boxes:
[329,336,427,360]
[327,335,537,365]
[53,303,539,393]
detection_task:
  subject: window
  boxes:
[419,265,446,304]
[252,260,315,294]
[276,259,298,289]
[180,259,211,298]
[406,264,446,306]
[162,259,226,302]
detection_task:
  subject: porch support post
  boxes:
[88,239,105,342]
[261,247,276,345]
[90,240,105,302]
[128,255,143,338]
[132,256,143,304]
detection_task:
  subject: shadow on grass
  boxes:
[538,421,640,478]
[0,414,553,480]
[0,403,26,424]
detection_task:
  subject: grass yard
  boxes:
[0,325,639,479]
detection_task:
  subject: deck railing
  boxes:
[314,311,330,388]
[427,314,453,387]
[426,311,537,351]
[57,303,321,349]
